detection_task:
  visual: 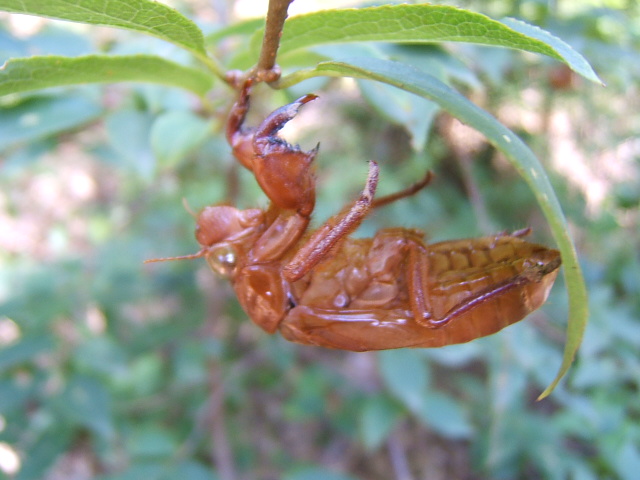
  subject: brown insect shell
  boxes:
[251,144,318,217]
[279,233,561,351]
[250,94,319,216]
[195,205,263,246]
[227,85,319,217]
[228,133,318,217]
[194,205,264,276]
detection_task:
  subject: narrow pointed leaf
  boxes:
[0,55,214,97]
[0,0,206,56]
[272,5,601,83]
[278,57,587,397]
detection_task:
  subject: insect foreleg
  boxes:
[253,93,318,151]
[226,80,256,171]
[250,211,310,262]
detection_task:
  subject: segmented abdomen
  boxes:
[425,235,560,344]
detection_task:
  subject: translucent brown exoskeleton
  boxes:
[146,82,561,351]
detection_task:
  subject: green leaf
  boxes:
[0,379,32,413]
[274,5,601,83]
[284,467,360,480]
[150,111,213,168]
[0,0,206,56]
[94,463,165,480]
[53,375,114,439]
[278,57,588,398]
[358,79,439,151]
[359,395,403,451]
[283,366,330,420]
[105,108,155,179]
[0,55,214,97]
[499,16,601,82]
[0,94,102,152]
[160,462,219,480]
[127,426,177,459]
[73,336,129,377]
[415,392,473,439]
[0,335,53,372]
[614,440,640,480]
[378,349,430,413]
[16,428,74,480]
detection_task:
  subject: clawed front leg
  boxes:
[226,80,256,171]
[249,210,310,263]
[252,93,318,155]
[226,82,319,217]
[251,93,319,216]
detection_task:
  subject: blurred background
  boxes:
[0,1,639,479]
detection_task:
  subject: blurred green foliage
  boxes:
[0,1,639,479]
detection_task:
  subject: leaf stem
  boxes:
[194,51,228,82]
[271,67,327,89]
[254,0,295,83]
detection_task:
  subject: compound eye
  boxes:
[205,245,237,277]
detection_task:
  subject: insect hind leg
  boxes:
[372,170,433,209]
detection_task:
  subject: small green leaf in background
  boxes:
[275,4,601,84]
[283,366,330,420]
[284,467,361,480]
[105,108,155,179]
[415,392,473,439]
[0,379,32,413]
[0,335,53,372]
[151,111,213,169]
[94,464,167,480]
[73,337,129,378]
[0,95,102,152]
[613,441,640,480]
[378,349,430,413]
[53,375,115,440]
[160,462,219,480]
[120,353,165,398]
[127,426,178,459]
[16,428,74,480]
[359,394,403,451]
[0,0,207,56]
[0,55,214,97]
